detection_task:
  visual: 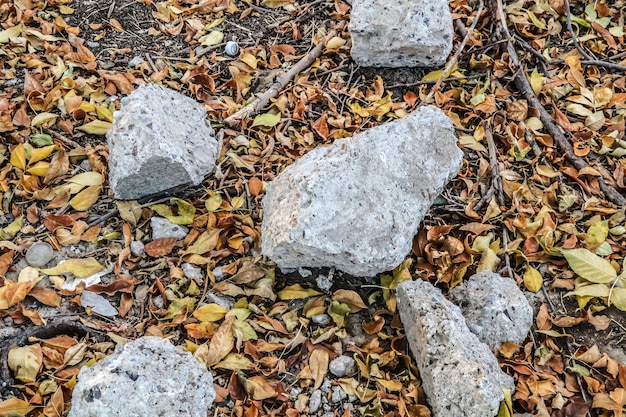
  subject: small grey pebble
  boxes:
[182,263,203,280]
[329,355,357,377]
[25,242,54,267]
[128,56,144,67]
[311,314,331,327]
[130,241,145,257]
[331,386,347,403]
[308,390,322,413]
[86,41,100,48]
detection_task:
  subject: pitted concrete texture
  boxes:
[261,106,462,277]
[450,271,533,349]
[68,336,215,417]
[107,83,219,199]
[349,0,454,67]
[397,279,514,417]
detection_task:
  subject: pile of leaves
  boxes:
[1,0,626,416]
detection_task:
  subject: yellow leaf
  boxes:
[67,171,104,186]
[26,161,50,176]
[214,353,254,371]
[0,397,37,416]
[194,316,234,367]
[77,120,112,135]
[377,379,403,392]
[561,248,617,283]
[10,143,26,170]
[331,289,367,312]
[309,349,329,390]
[246,375,278,400]
[31,112,58,127]
[277,284,321,300]
[28,144,56,164]
[96,105,114,122]
[523,266,543,293]
[326,36,346,49]
[240,52,257,69]
[199,30,224,46]
[0,24,22,43]
[205,192,223,211]
[251,113,281,128]
[8,345,42,383]
[70,185,101,211]
[184,228,221,255]
[193,303,228,322]
[59,5,74,14]
[40,257,104,278]
[586,220,609,251]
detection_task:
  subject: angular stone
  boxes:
[151,217,189,240]
[348,0,453,67]
[68,336,215,417]
[397,279,514,417]
[261,106,462,277]
[449,271,533,349]
[107,83,219,200]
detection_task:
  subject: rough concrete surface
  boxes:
[397,279,514,417]
[449,271,533,349]
[68,336,215,417]
[348,0,454,67]
[261,106,462,277]
[107,83,219,200]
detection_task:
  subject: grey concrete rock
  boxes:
[397,279,514,417]
[449,271,533,349]
[130,241,145,257]
[107,83,219,200]
[331,386,347,403]
[311,314,331,327]
[151,217,189,240]
[309,390,322,413]
[25,242,54,267]
[68,336,214,417]
[348,0,453,67]
[261,106,462,277]
[329,355,357,377]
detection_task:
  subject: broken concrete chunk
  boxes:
[261,106,462,277]
[397,279,514,417]
[68,336,215,417]
[349,0,454,67]
[107,83,219,200]
[151,217,189,240]
[449,271,533,349]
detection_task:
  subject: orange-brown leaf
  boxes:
[144,238,177,257]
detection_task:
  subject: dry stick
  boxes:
[224,30,336,127]
[484,121,505,206]
[417,0,484,108]
[488,0,626,206]
[563,0,594,61]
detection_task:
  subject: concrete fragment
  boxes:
[25,242,54,267]
[397,279,514,417]
[261,106,462,276]
[80,290,118,317]
[309,390,322,413]
[348,0,453,67]
[107,83,219,200]
[68,336,214,417]
[151,217,189,240]
[130,241,145,257]
[449,271,533,349]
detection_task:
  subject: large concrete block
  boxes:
[348,0,454,67]
[397,279,514,417]
[107,83,219,200]
[68,336,215,417]
[261,106,462,277]
[450,271,533,349]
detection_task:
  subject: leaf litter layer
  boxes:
[1,0,626,416]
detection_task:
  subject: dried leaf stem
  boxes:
[488,0,626,206]
[224,30,336,127]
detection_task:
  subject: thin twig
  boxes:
[484,121,505,206]
[224,30,336,127]
[488,0,626,206]
[387,73,487,89]
[563,0,594,61]
[417,0,484,107]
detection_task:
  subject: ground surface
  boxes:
[1,0,626,416]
